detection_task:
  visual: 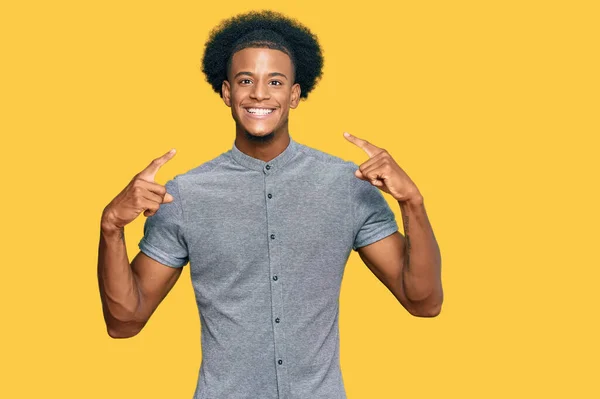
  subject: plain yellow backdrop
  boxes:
[1,1,598,398]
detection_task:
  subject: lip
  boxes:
[243,107,277,119]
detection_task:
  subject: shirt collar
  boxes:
[230,135,300,172]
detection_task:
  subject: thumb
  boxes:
[163,192,174,203]
[355,169,368,181]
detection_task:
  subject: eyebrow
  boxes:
[233,71,289,80]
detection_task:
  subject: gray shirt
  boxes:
[138,135,399,399]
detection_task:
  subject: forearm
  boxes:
[398,197,443,306]
[98,211,144,336]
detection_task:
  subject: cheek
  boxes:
[277,93,292,108]
[230,86,246,101]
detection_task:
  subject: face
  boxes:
[222,47,301,140]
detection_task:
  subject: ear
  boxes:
[222,80,231,107]
[289,83,301,109]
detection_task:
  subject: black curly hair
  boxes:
[201,10,324,100]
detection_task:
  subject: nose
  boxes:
[250,80,270,101]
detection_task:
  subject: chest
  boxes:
[181,170,354,290]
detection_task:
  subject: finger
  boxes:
[356,152,386,172]
[163,193,174,203]
[144,197,170,216]
[145,207,161,217]
[343,132,383,158]
[356,169,386,190]
[138,149,177,182]
[355,169,384,187]
[354,169,368,181]
[358,168,383,185]
[360,158,388,182]
[135,179,170,200]
[139,198,161,216]
[139,187,167,205]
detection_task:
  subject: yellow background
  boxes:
[1,1,598,398]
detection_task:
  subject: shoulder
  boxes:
[169,150,233,185]
[294,141,376,195]
[291,140,377,197]
[295,141,359,174]
[298,141,389,197]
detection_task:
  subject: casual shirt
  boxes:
[138,135,399,399]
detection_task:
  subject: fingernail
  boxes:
[343,132,350,137]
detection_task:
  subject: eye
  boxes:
[239,79,252,84]
[270,80,283,86]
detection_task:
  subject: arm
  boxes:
[97,148,184,338]
[98,223,183,338]
[357,196,443,317]
[343,132,443,317]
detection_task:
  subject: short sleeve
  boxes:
[352,169,399,251]
[138,178,189,267]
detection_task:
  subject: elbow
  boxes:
[107,329,137,339]
[408,302,442,318]
[99,293,147,338]
[402,277,444,317]
[403,291,444,318]
[105,318,145,339]
[107,325,142,339]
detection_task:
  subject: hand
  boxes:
[102,149,177,231]
[343,132,422,203]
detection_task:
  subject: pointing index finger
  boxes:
[138,148,176,182]
[343,132,382,158]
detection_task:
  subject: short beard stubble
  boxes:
[244,129,275,143]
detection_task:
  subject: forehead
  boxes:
[230,47,294,75]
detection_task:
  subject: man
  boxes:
[98,10,442,399]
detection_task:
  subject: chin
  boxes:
[244,129,275,142]
[247,129,271,136]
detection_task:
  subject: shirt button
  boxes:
[278,359,283,365]
[273,275,278,281]
[267,193,272,199]
[270,234,275,239]
[266,164,271,170]
[275,317,280,323]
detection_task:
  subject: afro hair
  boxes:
[201,10,324,100]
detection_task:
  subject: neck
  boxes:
[234,126,291,162]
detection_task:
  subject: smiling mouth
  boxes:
[245,107,275,116]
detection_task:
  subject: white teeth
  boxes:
[247,108,273,115]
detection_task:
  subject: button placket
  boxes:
[265,169,288,397]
